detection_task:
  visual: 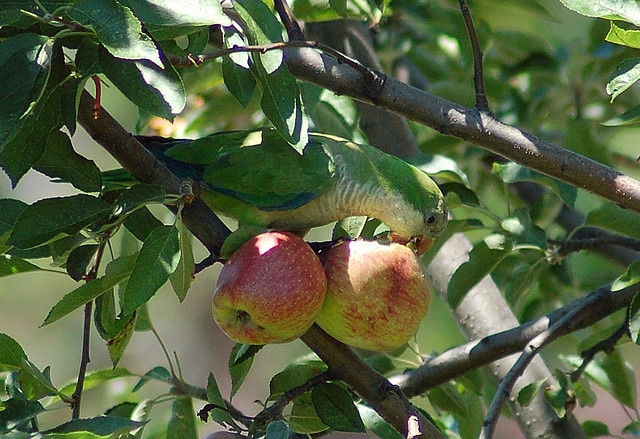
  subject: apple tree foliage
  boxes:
[2,0,640,438]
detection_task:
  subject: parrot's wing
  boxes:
[162,129,337,211]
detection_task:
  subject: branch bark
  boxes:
[284,46,640,214]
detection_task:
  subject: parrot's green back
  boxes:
[136,129,447,240]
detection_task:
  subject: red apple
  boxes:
[315,239,432,351]
[212,231,327,345]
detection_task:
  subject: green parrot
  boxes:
[134,129,448,252]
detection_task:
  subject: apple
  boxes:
[212,231,327,345]
[315,239,432,351]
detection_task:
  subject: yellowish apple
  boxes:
[315,239,432,351]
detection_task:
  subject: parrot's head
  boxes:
[382,168,448,255]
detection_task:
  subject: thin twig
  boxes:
[479,288,604,439]
[458,0,489,112]
[549,228,640,257]
[570,322,628,382]
[71,239,107,418]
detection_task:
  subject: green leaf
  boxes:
[167,397,197,439]
[0,255,41,278]
[223,55,257,108]
[447,236,512,308]
[600,349,636,408]
[329,0,348,17]
[586,202,640,240]
[234,0,309,150]
[258,63,309,153]
[269,360,327,397]
[289,393,329,434]
[58,367,133,397]
[119,0,231,27]
[67,0,162,67]
[169,221,195,302]
[34,130,102,192]
[0,398,45,434]
[311,382,365,433]
[123,225,180,315]
[582,420,610,437]
[43,254,136,326]
[0,84,63,187]
[492,162,577,207]
[266,419,291,439]
[132,366,172,392]
[0,199,27,237]
[41,416,145,437]
[107,312,137,367]
[7,194,111,249]
[65,244,99,281]
[228,343,260,399]
[428,383,468,418]
[206,373,237,428]
[112,184,166,217]
[557,0,640,25]
[622,421,640,435]
[124,206,164,242]
[606,21,640,48]
[613,260,640,292]
[628,292,640,344]
[357,404,402,439]
[98,45,185,120]
[19,358,59,400]
[517,380,544,406]
[606,58,640,101]
[0,333,27,370]
[0,33,53,149]
[602,104,640,126]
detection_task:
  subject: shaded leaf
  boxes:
[167,397,197,439]
[586,202,640,240]
[206,373,237,428]
[58,367,133,397]
[0,255,41,278]
[42,416,145,437]
[0,398,44,434]
[169,221,195,302]
[492,162,577,207]
[107,312,137,367]
[229,343,261,399]
[112,184,166,217]
[311,382,365,433]
[289,393,328,434]
[428,383,468,418]
[119,0,230,27]
[0,33,53,149]
[0,333,27,369]
[35,130,101,192]
[43,254,136,326]
[448,236,512,308]
[269,360,327,397]
[582,420,610,437]
[65,244,99,281]
[8,194,111,249]
[602,104,640,126]
[266,420,290,439]
[122,225,180,315]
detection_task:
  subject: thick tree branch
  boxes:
[284,47,640,214]
[301,325,445,439]
[77,90,231,256]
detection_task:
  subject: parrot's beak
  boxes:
[414,235,433,256]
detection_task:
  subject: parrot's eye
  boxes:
[426,214,437,224]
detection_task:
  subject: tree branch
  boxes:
[77,90,231,256]
[284,47,640,215]
[391,280,637,396]
[301,325,445,439]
